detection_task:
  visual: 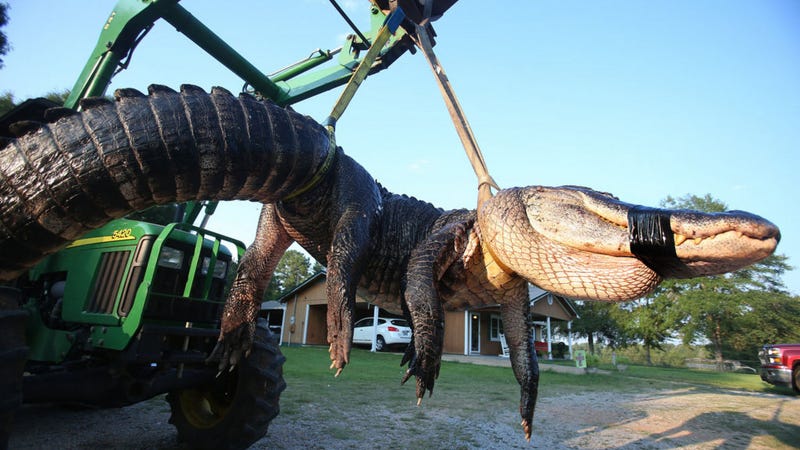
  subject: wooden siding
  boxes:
[478,313,502,356]
[443,310,464,353]
[532,294,576,321]
[281,280,327,345]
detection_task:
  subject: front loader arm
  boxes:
[65,0,416,109]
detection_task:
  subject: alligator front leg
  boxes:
[500,279,539,441]
[213,203,293,370]
[401,221,470,401]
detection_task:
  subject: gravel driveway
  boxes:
[9,383,799,449]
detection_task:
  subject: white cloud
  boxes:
[408,159,431,174]
[341,0,361,13]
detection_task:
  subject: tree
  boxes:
[263,250,320,301]
[616,294,677,365]
[0,3,9,69]
[42,89,71,106]
[662,194,793,363]
[0,89,71,116]
[730,291,800,357]
[0,91,12,115]
[571,301,628,354]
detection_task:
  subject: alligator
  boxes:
[0,85,781,440]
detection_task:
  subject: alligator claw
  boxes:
[211,293,260,371]
[400,344,439,401]
[522,419,532,442]
[208,321,254,372]
[328,340,350,377]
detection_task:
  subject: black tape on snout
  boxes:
[627,206,684,277]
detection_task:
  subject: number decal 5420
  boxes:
[112,228,133,240]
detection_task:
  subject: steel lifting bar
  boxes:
[66,0,411,110]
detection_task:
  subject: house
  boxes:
[262,272,578,359]
[441,285,578,359]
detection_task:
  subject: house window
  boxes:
[489,314,503,342]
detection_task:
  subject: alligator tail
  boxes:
[0,84,330,279]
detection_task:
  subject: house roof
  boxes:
[275,271,327,303]
[530,290,579,321]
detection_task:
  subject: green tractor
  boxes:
[0,218,284,449]
[0,0,420,448]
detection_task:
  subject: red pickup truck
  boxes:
[758,344,800,393]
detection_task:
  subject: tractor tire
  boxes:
[0,287,29,450]
[793,364,799,394]
[167,319,286,450]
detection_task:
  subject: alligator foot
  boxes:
[328,321,353,377]
[522,419,532,442]
[327,338,351,377]
[520,388,536,441]
[400,338,440,403]
[210,297,260,372]
[519,349,539,441]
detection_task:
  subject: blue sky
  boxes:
[1,1,798,295]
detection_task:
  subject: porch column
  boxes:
[303,304,310,345]
[546,316,553,360]
[463,311,469,356]
[370,303,379,352]
[276,306,287,346]
[567,320,573,359]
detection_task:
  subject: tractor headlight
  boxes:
[157,246,184,269]
[202,257,228,279]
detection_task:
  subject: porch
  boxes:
[443,285,578,360]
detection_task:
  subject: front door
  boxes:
[470,312,481,354]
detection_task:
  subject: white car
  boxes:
[352,317,412,351]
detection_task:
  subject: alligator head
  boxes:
[478,185,781,301]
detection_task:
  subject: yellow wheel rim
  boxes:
[178,387,233,429]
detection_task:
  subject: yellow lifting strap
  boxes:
[284,9,405,201]
[412,23,500,207]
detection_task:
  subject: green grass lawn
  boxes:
[280,346,521,416]
[282,346,796,404]
[593,361,795,394]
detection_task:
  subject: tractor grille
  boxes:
[143,294,225,323]
[85,251,130,314]
[143,250,230,324]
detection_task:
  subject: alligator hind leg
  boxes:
[401,221,470,401]
[214,203,293,371]
[500,279,539,441]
